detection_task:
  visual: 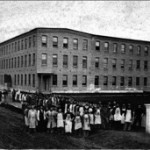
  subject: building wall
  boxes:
[0,28,150,93]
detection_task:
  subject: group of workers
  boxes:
[22,94,145,137]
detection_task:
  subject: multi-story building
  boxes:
[0,28,150,93]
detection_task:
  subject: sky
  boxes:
[0,1,150,43]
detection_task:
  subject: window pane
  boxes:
[53,75,57,86]
[63,38,68,48]
[112,76,116,86]
[95,57,99,68]
[103,76,108,86]
[41,35,47,47]
[62,75,68,86]
[82,56,87,68]
[53,54,58,66]
[83,39,88,50]
[82,75,87,86]
[41,53,47,65]
[121,44,125,53]
[53,36,58,48]
[73,75,77,86]
[95,41,100,50]
[73,55,78,68]
[120,76,124,86]
[94,76,99,86]
[63,55,68,67]
[73,39,78,50]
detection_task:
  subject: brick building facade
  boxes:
[0,28,150,93]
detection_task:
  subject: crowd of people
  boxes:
[22,93,146,137]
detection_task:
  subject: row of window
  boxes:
[14,74,35,87]
[0,53,35,69]
[0,35,36,56]
[41,35,88,50]
[53,75,148,87]
[95,41,149,56]
[41,53,149,71]
[41,35,149,56]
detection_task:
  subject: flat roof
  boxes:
[0,27,150,45]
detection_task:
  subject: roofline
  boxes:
[0,27,150,45]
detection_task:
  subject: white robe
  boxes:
[125,109,132,122]
[28,109,37,128]
[65,119,72,133]
[57,113,64,128]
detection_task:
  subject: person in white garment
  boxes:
[28,105,37,133]
[74,112,82,136]
[24,104,29,132]
[57,108,64,134]
[83,110,91,137]
[89,107,94,134]
[121,104,126,130]
[94,107,101,130]
[45,107,57,133]
[124,104,133,131]
[64,109,74,135]
[114,104,122,130]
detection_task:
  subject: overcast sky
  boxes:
[0,1,150,43]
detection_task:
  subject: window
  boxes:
[82,75,87,86]
[129,45,133,54]
[73,39,78,50]
[144,46,149,56]
[144,61,148,70]
[94,76,99,86]
[95,57,99,68]
[53,54,58,66]
[53,36,58,48]
[83,39,88,50]
[120,76,124,86]
[21,56,23,67]
[29,37,31,48]
[129,59,133,70]
[12,58,13,68]
[62,75,68,86]
[25,55,27,67]
[14,57,16,68]
[33,53,35,66]
[103,58,108,69]
[24,74,27,86]
[32,74,35,87]
[14,75,16,85]
[112,76,116,86]
[95,41,100,51]
[128,77,132,86]
[33,35,36,47]
[6,59,8,69]
[104,42,109,52]
[82,56,87,68]
[21,74,23,86]
[52,75,57,86]
[18,41,20,51]
[17,74,20,85]
[63,55,68,68]
[144,77,148,86]
[73,55,78,68]
[136,77,140,86]
[121,44,125,54]
[41,53,47,65]
[121,59,125,70]
[25,38,27,49]
[73,75,77,86]
[28,74,31,86]
[136,60,140,70]
[63,37,68,49]
[29,54,31,66]
[112,58,117,70]
[41,35,47,47]
[103,76,108,86]
[21,39,24,50]
[18,57,20,68]
[137,46,141,55]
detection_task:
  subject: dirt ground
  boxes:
[0,105,150,149]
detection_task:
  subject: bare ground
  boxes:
[0,105,150,149]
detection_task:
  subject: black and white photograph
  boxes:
[0,1,150,149]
